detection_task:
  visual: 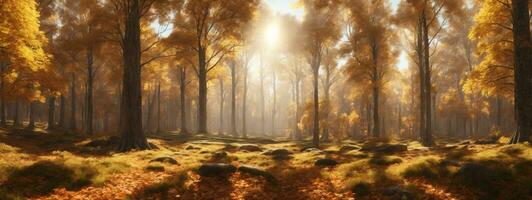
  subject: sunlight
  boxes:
[397,50,409,71]
[264,23,279,48]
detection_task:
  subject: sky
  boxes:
[263,0,409,71]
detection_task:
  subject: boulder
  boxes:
[198,163,236,177]
[474,139,498,145]
[149,157,178,165]
[382,186,414,200]
[264,148,292,156]
[302,147,322,153]
[314,158,338,167]
[239,144,262,152]
[238,165,276,183]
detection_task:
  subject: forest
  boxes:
[1,0,532,199]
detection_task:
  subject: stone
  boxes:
[315,158,338,167]
[186,145,200,150]
[238,144,262,152]
[149,157,178,165]
[198,163,236,177]
[264,148,292,156]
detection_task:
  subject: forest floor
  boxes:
[0,127,531,200]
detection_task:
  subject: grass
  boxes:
[1,129,532,199]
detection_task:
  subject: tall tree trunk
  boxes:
[197,48,208,133]
[295,77,301,140]
[118,0,149,151]
[156,82,161,133]
[312,67,320,148]
[179,67,188,135]
[47,96,55,129]
[371,38,380,138]
[14,102,21,127]
[70,73,77,131]
[230,63,237,136]
[86,46,94,134]
[0,62,5,127]
[218,78,224,135]
[27,102,36,129]
[510,0,532,143]
[496,95,502,129]
[146,86,156,133]
[417,15,426,143]
[59,95,65,129]
[242,66,248,138]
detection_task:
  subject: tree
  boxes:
[104,0,174,151]
[510,0,532,143]
[302,0,341,147]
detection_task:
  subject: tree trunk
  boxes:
[371,38,380,138]
[510,0,532,143]
[242,66,248,138]
[156,82,161,133]
[47,96,55,129]
[197,48,208,133]
[218,78,224,135]
[86,46,94,134]
[179,66,188,135]
[70,73,77,131]
[118,0,150,151]
[312,67,320,148]
[27,102,36,129]
[295,77,301,140]
[14,102,21,127]
[230,63,237,136]
[58,95,65,129]
[0,62,5,127]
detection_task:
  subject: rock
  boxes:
[149,157,178,165]
[339,145,360,152]
[361,144,407,153]
[186,145,200,150]
[238,144,262,152]
[460,141,471,145]
[212,151,228,159]
[382,186,414,200]
[302,147,321,153]
[315,158,338,167]
[85,136,120,148]
[223,144,237,151]
[198,163,237,177]
[440,159,461,167]
[238,165,276,183]
[264,148,292,156]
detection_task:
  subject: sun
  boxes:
[264,22,279,48]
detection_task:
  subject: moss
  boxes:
[401,159,447,180]
[347,179,370,196]
[145,165,165,172]
[369,155,402,166]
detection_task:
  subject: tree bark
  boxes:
[218,78,224,135]
[14,102,21,127]
[371,38,380,138]
[27,102,36,129]
[118,0,150,151]
[156,82,161,133]
[179,66,188,135]
[510,0,532,143]
[260,54,265,135]
[0,62,5,127]
[230,62,237,136]
[86,46,94,134]
[47,96,55,129]
[197,48,208,133]
[70,73,77,131]
[58,95,65,129]
[312,66,320,148]
[242,65,248,138]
